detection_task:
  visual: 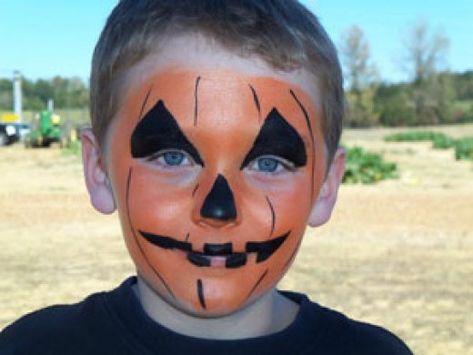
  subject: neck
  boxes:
[134,275,299,340]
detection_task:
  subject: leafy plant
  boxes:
[454,137,473,161]
[385,130,473,162]
[343,146,398,184]
[431,134,456,149]
[385,130,456,149]
[384,131,443,142]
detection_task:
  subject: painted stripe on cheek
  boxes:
[126,167,175,299]
[265,196,276,238]
[245,269,269,302]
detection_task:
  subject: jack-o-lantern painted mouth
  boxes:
[139,230,290,268]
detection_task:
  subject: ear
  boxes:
[81,128,116,214]
[308,147,345,227]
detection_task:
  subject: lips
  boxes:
[139,230,289,269]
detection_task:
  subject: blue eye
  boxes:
[163,151,185,166]
[257,157,279,172]
[146,150,193,168]
[247,155,295,174]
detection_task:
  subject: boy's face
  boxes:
[101,42,329,317]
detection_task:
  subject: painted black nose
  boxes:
[200,175,237,221]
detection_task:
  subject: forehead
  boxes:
[118,34,321,108]
[117,67,321,144]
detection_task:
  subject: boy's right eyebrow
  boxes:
[130,100,204,166]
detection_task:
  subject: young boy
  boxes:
[1,1,412,354]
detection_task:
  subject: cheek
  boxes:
[127,165,195,237]
[247,172,313,230]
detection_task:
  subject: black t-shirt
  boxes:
[0,277,412,355]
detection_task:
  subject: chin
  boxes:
[138,270,272,319]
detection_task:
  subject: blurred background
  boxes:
[0,1,472,354]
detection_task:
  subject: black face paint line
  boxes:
[139,230,290,268]
[187,252,211,267]
[240,108,307,170]
[281,235,303,271]
[140,231,192,251]
[246,232,290,263]
[192,184,200,197]
[265,196,276,238]
[204,243,233,255]
[138,87,153,121]
[200,175,237,221]
[249,84,261,122]
[245,269,268,302]
[194,76,201,126]
[289,89,316,201]
[187,243,233,268]
[197,279,206,309]
[225,253,247,268]
[125,168,175,299]
[131,100,204,166]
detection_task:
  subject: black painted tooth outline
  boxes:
[138,230,290,268]
[246,232,290,263]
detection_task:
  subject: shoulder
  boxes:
[0,291,109,354]
[284,292,413,355]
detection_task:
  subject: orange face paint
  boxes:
[107,69,326,316]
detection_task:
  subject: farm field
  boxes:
[1,124,473,354]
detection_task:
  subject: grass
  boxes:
[2,125,473,354]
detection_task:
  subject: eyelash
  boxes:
[145,149,194,168]
[247,155,296,174]
[144,151,296,174]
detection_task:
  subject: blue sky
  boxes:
[1,0,472,82]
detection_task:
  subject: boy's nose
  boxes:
[199,174,237,226]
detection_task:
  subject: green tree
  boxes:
[402,21,453,124]
[374,83,416,126]
[340,26,378,127]
[0,79,13,110]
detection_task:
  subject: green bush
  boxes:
[385,130,473,162]
[384,131,444,142]
[431,134,457,149]
[454,137,473,161]
[343,146,398,184]
[385,131,456,150]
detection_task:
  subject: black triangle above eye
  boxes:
[131,100,204,166]
[240,108,307,170]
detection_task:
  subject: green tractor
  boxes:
[25,110,65,147]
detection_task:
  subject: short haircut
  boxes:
[90,0,344,166]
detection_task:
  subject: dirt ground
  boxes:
[1,125,472,354]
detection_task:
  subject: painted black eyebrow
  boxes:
[240,108,307,170]
[249,84,261,120]
[131,100,204,166]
